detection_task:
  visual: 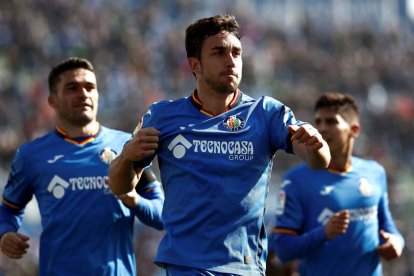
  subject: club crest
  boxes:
[223,115,246,131]
[359,177,373,197]
[99,147,117,164]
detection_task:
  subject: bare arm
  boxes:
[289,124,331,169]
[109,127,159,195]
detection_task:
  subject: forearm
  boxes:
[109,153,142,195]
[271,227,327,262]
[132,195,164,230]
[294,140,331,169]
[133,179,164,230]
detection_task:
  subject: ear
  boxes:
[188,57,201,76]
[350,124,360,138]
[48,94,57,109]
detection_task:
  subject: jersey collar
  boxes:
[55,123,101,145]
[327,162,353,174]
[191,89,242,117]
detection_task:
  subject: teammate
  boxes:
[0,57,164,275]
[109,15,330,275]
[269,92,404,275]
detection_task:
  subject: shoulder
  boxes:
[285,163,312,179]
[100,126,130,138]
[352,156,385,174]
[98,126,131,147]
[149,97,189,111]
[11,131,56,166]
[18,131,56,154]
[246,94,292,115]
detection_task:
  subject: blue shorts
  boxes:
[165,264,239,276]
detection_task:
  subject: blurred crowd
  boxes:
[0,0,413,275]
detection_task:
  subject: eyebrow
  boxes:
[210,45,242,52]
[63,81,95,87]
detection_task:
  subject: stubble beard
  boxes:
[204,75,239,96]
[59,109,96,128]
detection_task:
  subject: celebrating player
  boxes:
[0,57,164,275]
[109,15,330,275]
[269,92,404,275]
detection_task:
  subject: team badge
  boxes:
[359,177,373,197]
[99,147,117,164]
[223,115,246,131]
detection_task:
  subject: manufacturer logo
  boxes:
[223,115,245,131]
[99,147,117,164]
[47,175,70,199]
[168,134,192,158]
[320,185,335,195]
[47,155,64,163]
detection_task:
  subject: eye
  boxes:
[232,49,241,57]
[84,84,96,92]
[66,84,78,91]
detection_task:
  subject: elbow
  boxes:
[153,201,164,230]
[273,234,297,262]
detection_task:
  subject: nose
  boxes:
[80,86,90,96]
[225,53,236,67]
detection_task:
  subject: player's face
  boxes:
[49,68,98,127]
[195,31,242,95]
[314,108,353,156]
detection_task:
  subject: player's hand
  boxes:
[376,230,403,260]
[324,210,350,240]
[117,189,139,208]
[288,124,324,151]
[122,127,159,162]
[0,232,30,259]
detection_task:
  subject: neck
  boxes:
[328,152,352,172]
[57,121,99,137]
[196,88,237,116]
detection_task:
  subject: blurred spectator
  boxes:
[1,1,413,275]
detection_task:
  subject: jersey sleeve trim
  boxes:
[273,228,298,235]
[2,197,21,210]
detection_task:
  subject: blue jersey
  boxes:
[0,125,164,276]
[138,90,300,275]
[271,157,404,276]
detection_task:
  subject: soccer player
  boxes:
[109,15,330,275]
[269,92,405,275]
[0,57,164,275]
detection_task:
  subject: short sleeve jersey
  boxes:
[139,90,300,275]
[1,126,137,275]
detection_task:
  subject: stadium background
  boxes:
[0,0,413,275]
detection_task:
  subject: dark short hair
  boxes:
[48,57,94,94]
[315,92,360,124]
[185,14,242,60]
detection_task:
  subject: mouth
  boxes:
[221,73,238,81]
[74,102,93,110]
